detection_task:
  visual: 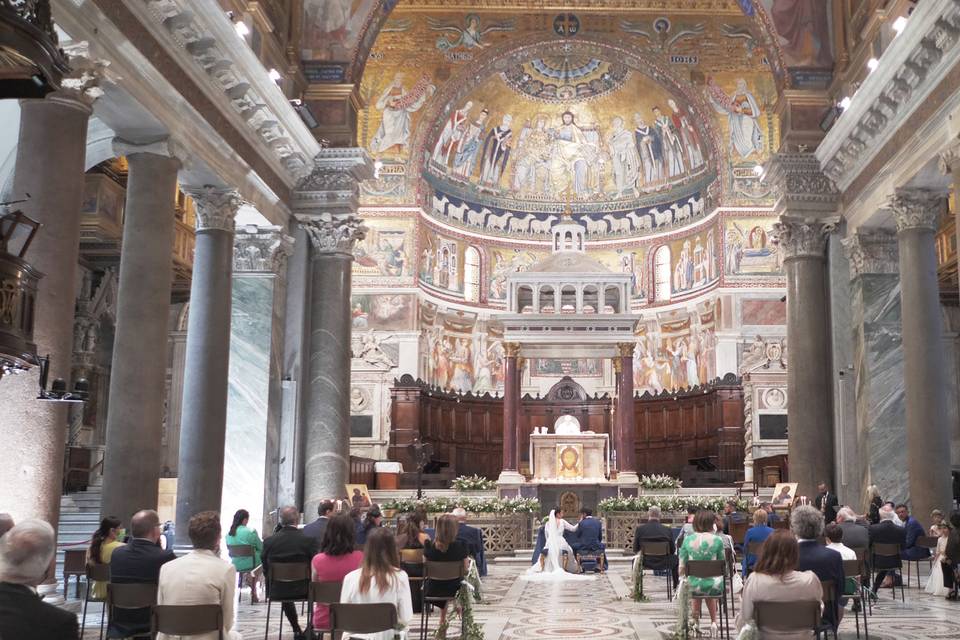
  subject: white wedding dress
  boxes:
[523,511,595,582]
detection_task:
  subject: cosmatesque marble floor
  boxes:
[76,563,960,639]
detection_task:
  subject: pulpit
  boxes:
[529,416,609,482]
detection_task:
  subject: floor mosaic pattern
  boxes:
[76,563,960,639]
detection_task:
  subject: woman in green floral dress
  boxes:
[679,510,725,636]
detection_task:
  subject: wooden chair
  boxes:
[62,548,87,598]
[152,604,223,639]
[638,540,674,600]
[745,540,763,576]
[685,560,729,639]
[906,536,938,588]
[729,521,749,547]
[771,519,790,530]
[306,580,342,640]
[842,558,869,639]
[227,544,255,603]
[421,560,466,640]
[849,548,873,616]
[754,600,821,638]
[263,562,311,640]
[401,548,426,615]
[330,603,398,637]
[818,579,838,640]
[723,546,737,617]
[871,543,905,602]
[81,562,109,640]
[106,582,158,640]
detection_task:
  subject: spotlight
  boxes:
[867,58,879,73]
[838,96,852,111]
[892,16,908,36]
[268,68,282,83]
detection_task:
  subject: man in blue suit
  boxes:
[573,508,606,572]
[453,507,487,576]
[792,505,845,631]
[895,504,931,561]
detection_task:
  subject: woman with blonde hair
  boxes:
[340,527,413,639]
[865,485,882,525]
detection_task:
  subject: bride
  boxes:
[524,508,594,582]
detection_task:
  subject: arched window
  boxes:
[463,246,481,302]
[654,245,672,302]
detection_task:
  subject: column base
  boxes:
[497,470,525,485]
[616,471,640,486]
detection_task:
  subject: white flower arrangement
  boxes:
[382,495,540,514]
[451,474,497,491]
[598,495,747,514]
[640,474,683,489]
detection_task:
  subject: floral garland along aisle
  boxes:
[631,551,649,602]
[431,560,484,640]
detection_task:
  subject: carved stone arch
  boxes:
[545,376,589,403]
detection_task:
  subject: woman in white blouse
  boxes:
[340,527,414,639]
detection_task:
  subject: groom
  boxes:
[572,508,607,572]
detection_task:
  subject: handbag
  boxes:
[732,571,744,594]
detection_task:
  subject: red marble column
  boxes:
[617,343,637,477]
[501,342,520,475]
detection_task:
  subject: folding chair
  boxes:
[745,541,763,577]
[729,522,749,548]
[81,562,109,640]
[106,582,158,640]
[264,562,311,640]
[843,558,869,639]
[401,548,425,614]
[62,548,87,599]
[306,580,342,640]
[152,604,223,639]
[871,543,905,602]
[638,540,674,600]
[330,603,398,637]
[906,536,938,589]
[818,579,838,640]
[754,600,821,639]
[724,546,737,617]
[421,560,466,640]
[227,544,256,603]
[685,560,730,639]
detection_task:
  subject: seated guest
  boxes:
[87,515,124,600]
[722,500,747,536]
[453,507,487,577]
[302,500,335,546]
[865,485,883,525]
[869,504,906,592]
[225,508,263,603]
[679,510,725,637]
[632,506,678,585]
[762,502,781,526]
[157,511,241,640]
[356,506,383,546]
[824,523,858,597]
[424,515,470,627]
[108,509,176,638]
[341,527,413,640]
[572,508,605,570]
[675,505,699,547]
[815,482,840,524]
[0,513,13,539]
[735,529,823,640]
[895,504,931,561]
[0,520,79,640]
[396,512,430,613]
[715,514,737,562]
[742,508,774,576]
[925,523,951,596]
[835,507,869,551]
[943,511,960,600]
[311,514,363,631]
[263,505,318,640]
[792,505,844,629]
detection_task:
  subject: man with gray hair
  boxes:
[0,520,79,639]
[792,505,845,628]
[835,507,869,550]
[869,504,906,593]
[632,505,678,587]
[262,506,315,639]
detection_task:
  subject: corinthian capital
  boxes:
[764,152,840,216]
[939,140,960,175]
[889,189,945,233]
[300,212,367,256]
[772,215,840,260]
[233,226,295,274]
[184,185,243,232]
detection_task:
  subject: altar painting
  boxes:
[557,444,584,480]
[353,217,414,279]
[724,217,783,276]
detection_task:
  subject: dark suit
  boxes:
[868,520,906,591]
[901,517,930,561]
[797,541,844,630]
[107,538,175,638]
[815,492,839,523]
[838,521,869,551]
[632,520,678,584]
[262,525,318,634]
[301,515,329,546]
[0,582,78,640]
[722,511,747,535]
[456,522,486,577]
[573,517,604,554]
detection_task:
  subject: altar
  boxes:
[529,415,610,482]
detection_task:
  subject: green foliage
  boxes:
[598,495,747,514]
[382,495,540,514]
[432,583,484,640]
[631,552,649,602]
[451,475,497,491]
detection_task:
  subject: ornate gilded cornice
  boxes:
[817,0,960,190]
[184,185,243,233]
[840,230,899,279]
[771,215,840,260]
[300,212,367,257]
[889,188,946,233]
[616,342,636,358]
[503,342,521,358]
[233,225,295,274]
[764,153,840,217]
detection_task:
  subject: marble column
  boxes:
[772,216,839,498]
[300,213,365,519]
[499,343,523,484]
[842,231,909,504]
[222,226,293,534]
[175,187,241,544]
[616,343,638,484]
[938,146,960,465]
[100,139,180,522]
[0,82,97,599]
[890,190,955,516]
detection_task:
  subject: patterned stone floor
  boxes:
[76,563,960,639]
